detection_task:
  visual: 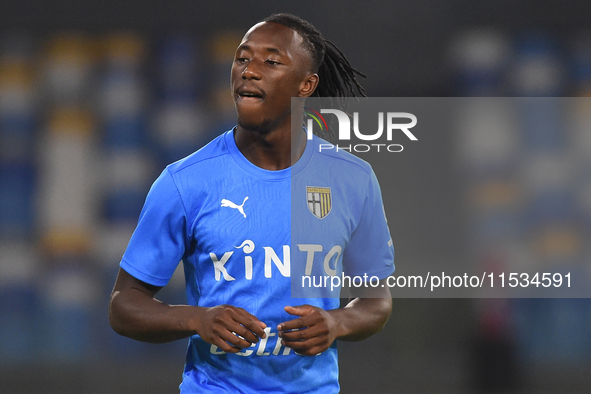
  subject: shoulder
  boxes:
[166,130,231,178]
[310,135,374,179]
[161,131,236,197]
[167,131,231,177]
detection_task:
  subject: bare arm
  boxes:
[277,278,392,356]
[328,289,392,341]
[108,268,267,351]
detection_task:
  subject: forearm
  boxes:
[109,287,203,343]
[329,287,392,341]
[108,268,206,344]
[109,268,267,349]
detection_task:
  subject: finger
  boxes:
[279,311,322,332]
[255,320,267,330]
[215,324,256,349]
[234,307,267,329]
[277,316,309,332]
[278,305,314,331]
[284,305,312,317]
[233,308,267,341]
[213,312,261,344]
[233,320,263,343]
[280,324,326,341]
[283,338,327,357]
[282,336,326,353]
[213,337,244,354]
[226,307,266,343]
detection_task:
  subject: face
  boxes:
[231,22,318,133]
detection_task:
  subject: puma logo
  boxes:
[221,196,249,218]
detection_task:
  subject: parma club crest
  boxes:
[306,186,332,219]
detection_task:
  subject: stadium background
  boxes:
[1,0,591,392]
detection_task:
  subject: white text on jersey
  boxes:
[209,241,341,280]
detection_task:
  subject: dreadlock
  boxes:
[262,13,367,98]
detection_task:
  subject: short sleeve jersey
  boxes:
[120,129,395,393]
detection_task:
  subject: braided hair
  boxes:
[262,13,366,98]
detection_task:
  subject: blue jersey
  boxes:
[120,129,394,393]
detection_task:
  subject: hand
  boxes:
[196,305,267,353]
[277,305,339,356]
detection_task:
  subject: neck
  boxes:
[234,110,306,171]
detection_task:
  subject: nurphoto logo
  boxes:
[304,107,418,153]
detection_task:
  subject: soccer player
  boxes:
[109,13,394,393]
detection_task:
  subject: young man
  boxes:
[109,13,394,393]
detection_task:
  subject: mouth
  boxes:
[236,86,265,101]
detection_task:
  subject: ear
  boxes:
[298,73,319,97]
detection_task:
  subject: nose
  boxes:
[242,60,262,80]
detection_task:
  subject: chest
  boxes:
[185,173,358,283]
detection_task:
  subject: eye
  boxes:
[235,57,249,64]
[266,59,282,66]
